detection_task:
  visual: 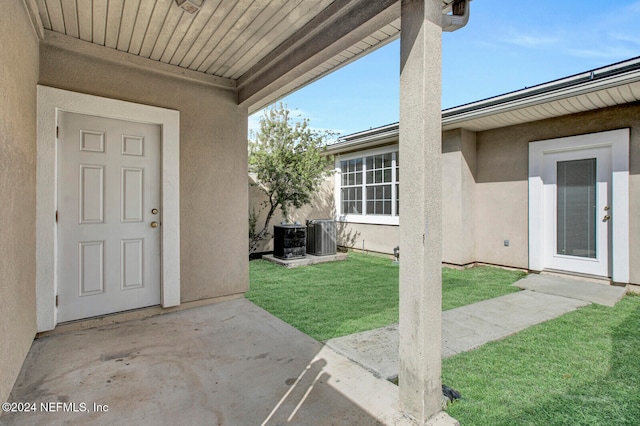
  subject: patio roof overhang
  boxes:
[26,0,462,113]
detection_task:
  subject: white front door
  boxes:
[57,112,161,322]
[542,147,611,277]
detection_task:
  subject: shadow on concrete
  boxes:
[3,299,399,425]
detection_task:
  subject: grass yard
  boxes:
[248,251,640,423]
[443,294,640,425]
[247,251,525,341]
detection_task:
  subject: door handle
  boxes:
[151,221,159,228]
[602,215,611,222]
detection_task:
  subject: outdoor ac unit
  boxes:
[306,219,337,256]
[273,223,306,259]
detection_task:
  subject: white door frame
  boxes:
[529,128,629,283]
[36,86,181,331]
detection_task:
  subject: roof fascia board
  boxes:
[23,0,45,40]
[329,62,640,151]
[237,0,400,109]
[326,130,399,154]
[442,68,640,128]
[237,0,362,91]
[340,123,400,141]
[42,30,237,91]
[247,32,400,114]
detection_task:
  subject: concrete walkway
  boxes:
[326,274,627,381]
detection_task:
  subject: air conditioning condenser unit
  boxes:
[306,219,336,256]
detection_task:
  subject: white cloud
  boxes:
[567,46,639,61]
[504,33,559,48]
[608,32,640,47]
[247,109,342,142]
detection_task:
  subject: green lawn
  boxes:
[443,294,640,425]
[248,251,640,423]
[247,252,525,341]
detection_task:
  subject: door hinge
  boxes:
[56,126,59,138]
[55,295,59,307]
[55,210,58,223]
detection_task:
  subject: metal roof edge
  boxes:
[327,56,640,152]
[443,56,640,119]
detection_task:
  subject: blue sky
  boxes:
[249,0,640,137]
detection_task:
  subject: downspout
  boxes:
[442,0,471,32]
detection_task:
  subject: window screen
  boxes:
[557,158,597,258]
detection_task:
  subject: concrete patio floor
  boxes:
[2,299,412,426]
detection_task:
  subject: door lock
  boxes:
[151,208,158,215]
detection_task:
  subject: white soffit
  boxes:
[443,63,640,132]
[36,0,332,79]
[329,57,640,152]
[33,0,405,110]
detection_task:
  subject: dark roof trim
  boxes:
[443,55,640,118]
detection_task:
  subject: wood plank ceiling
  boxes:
[38,0,335,80]
[35,0,407,108]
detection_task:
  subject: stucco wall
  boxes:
[442,129,476,265]
[39,43,249,303]
[318,102,640,278]
[475,126,529,268]
[248,170,401,256]
[0,1,39,405]
[337,222,398,254]
[475,102,640,280]
[248,174,335,253]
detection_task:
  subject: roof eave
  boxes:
[442,57,640,130]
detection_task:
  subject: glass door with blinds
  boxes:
[542,147,611,277]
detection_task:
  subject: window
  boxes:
[337,148,399,224]
[366,153,393,215]
[556,158,597,258]
[340,158,362,214]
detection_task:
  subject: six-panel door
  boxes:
[57,112,161,322]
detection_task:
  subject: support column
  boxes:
[398,0,445,423]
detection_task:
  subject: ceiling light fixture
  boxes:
[175,0,202,14]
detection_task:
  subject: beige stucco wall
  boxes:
[249,170,401,256]
[248,173,335,253]
[0,1,39,406]
[475,125,529,268]
[313,102,640,279]
[442,129,477,265]
[337,222,399,254]
[39,43,249,302]
[474,102,640,281]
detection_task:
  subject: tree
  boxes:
[249,103,334,254]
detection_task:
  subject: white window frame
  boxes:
[335,145,399,225]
